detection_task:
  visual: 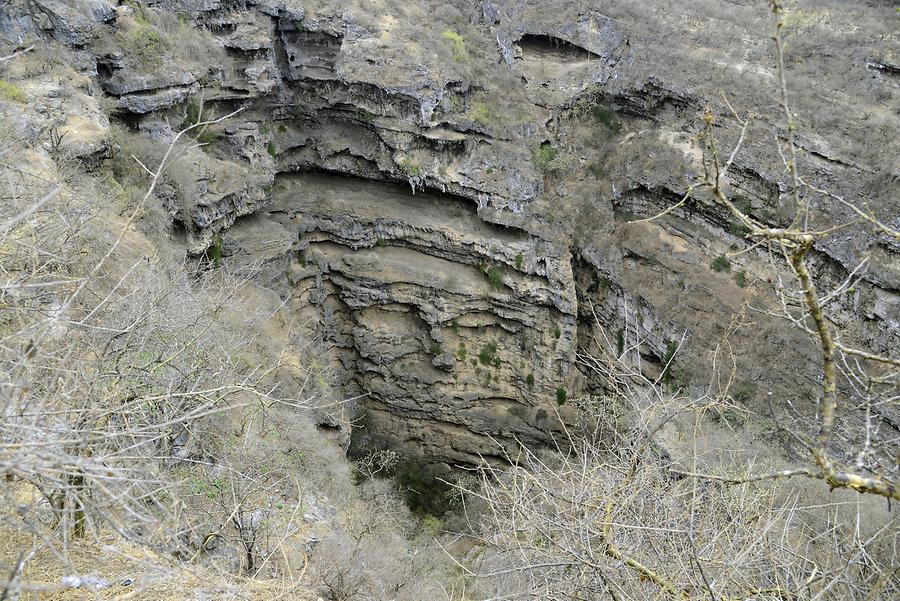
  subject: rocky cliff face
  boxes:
[3,0,897,468]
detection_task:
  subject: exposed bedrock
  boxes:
[262,172,579,466]
[9,0,897,466]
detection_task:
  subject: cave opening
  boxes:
[517,33,600,62]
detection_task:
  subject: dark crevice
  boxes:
[517,34,600,62]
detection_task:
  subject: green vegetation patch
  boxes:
[394,458,456,517]
[470,101,491,125]
[728,221,752,237]
[660,340,686,389]
[196,130,221,145]
[532,144,559,172]
[531,144,571,175]
[398,157,423,177]
[555,387,567,405]
[120,17,170,65]
[478,342,498,367]
[730,379,757,403]
[441,29,469,62]
[711,255,731,272]
[0,80,26,103]
[206,233,223,268]
[591,105,622,134]
[481,264,503,289]
[180,98,201,130]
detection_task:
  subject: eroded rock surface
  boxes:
[4,0,896,467]
[262,173,577,464]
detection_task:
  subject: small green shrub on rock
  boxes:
[398,157,423,177]
[531,144,571,175]
[180,98,201,129]
[532,144,559,172]
[729,221,752,237]
[470,101,491,125]
[730,379,757,403]
[660,340,678,383]
[0,80,26,103]
[711,255,731,272]
[478,342,498,366]
[555,387,567,405]
[394,458,455,517]
[121,17,170,65]
[206,233,223,268]
[196,130,221,145]
[482,265,503,289]
[441,29,469,62]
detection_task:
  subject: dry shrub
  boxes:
[1,104,457,601]
[456,327,899,600]
[312,476,458,601]
[0,114,323,597]
[114,6,225,74]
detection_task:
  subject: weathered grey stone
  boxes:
[102,70,198,96]
[33,0,116,46]
[10,0,894,468]
[116,83,198,113]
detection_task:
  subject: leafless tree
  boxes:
[450,3,899,599]
[0,102,321,596]
[451,316,898,600]
[659,1,899,500]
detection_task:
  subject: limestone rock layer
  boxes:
[4,0,896,465]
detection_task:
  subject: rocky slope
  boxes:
[2,0,897,469]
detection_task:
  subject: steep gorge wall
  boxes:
[3,0,897,468]
[267,173,576,465]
